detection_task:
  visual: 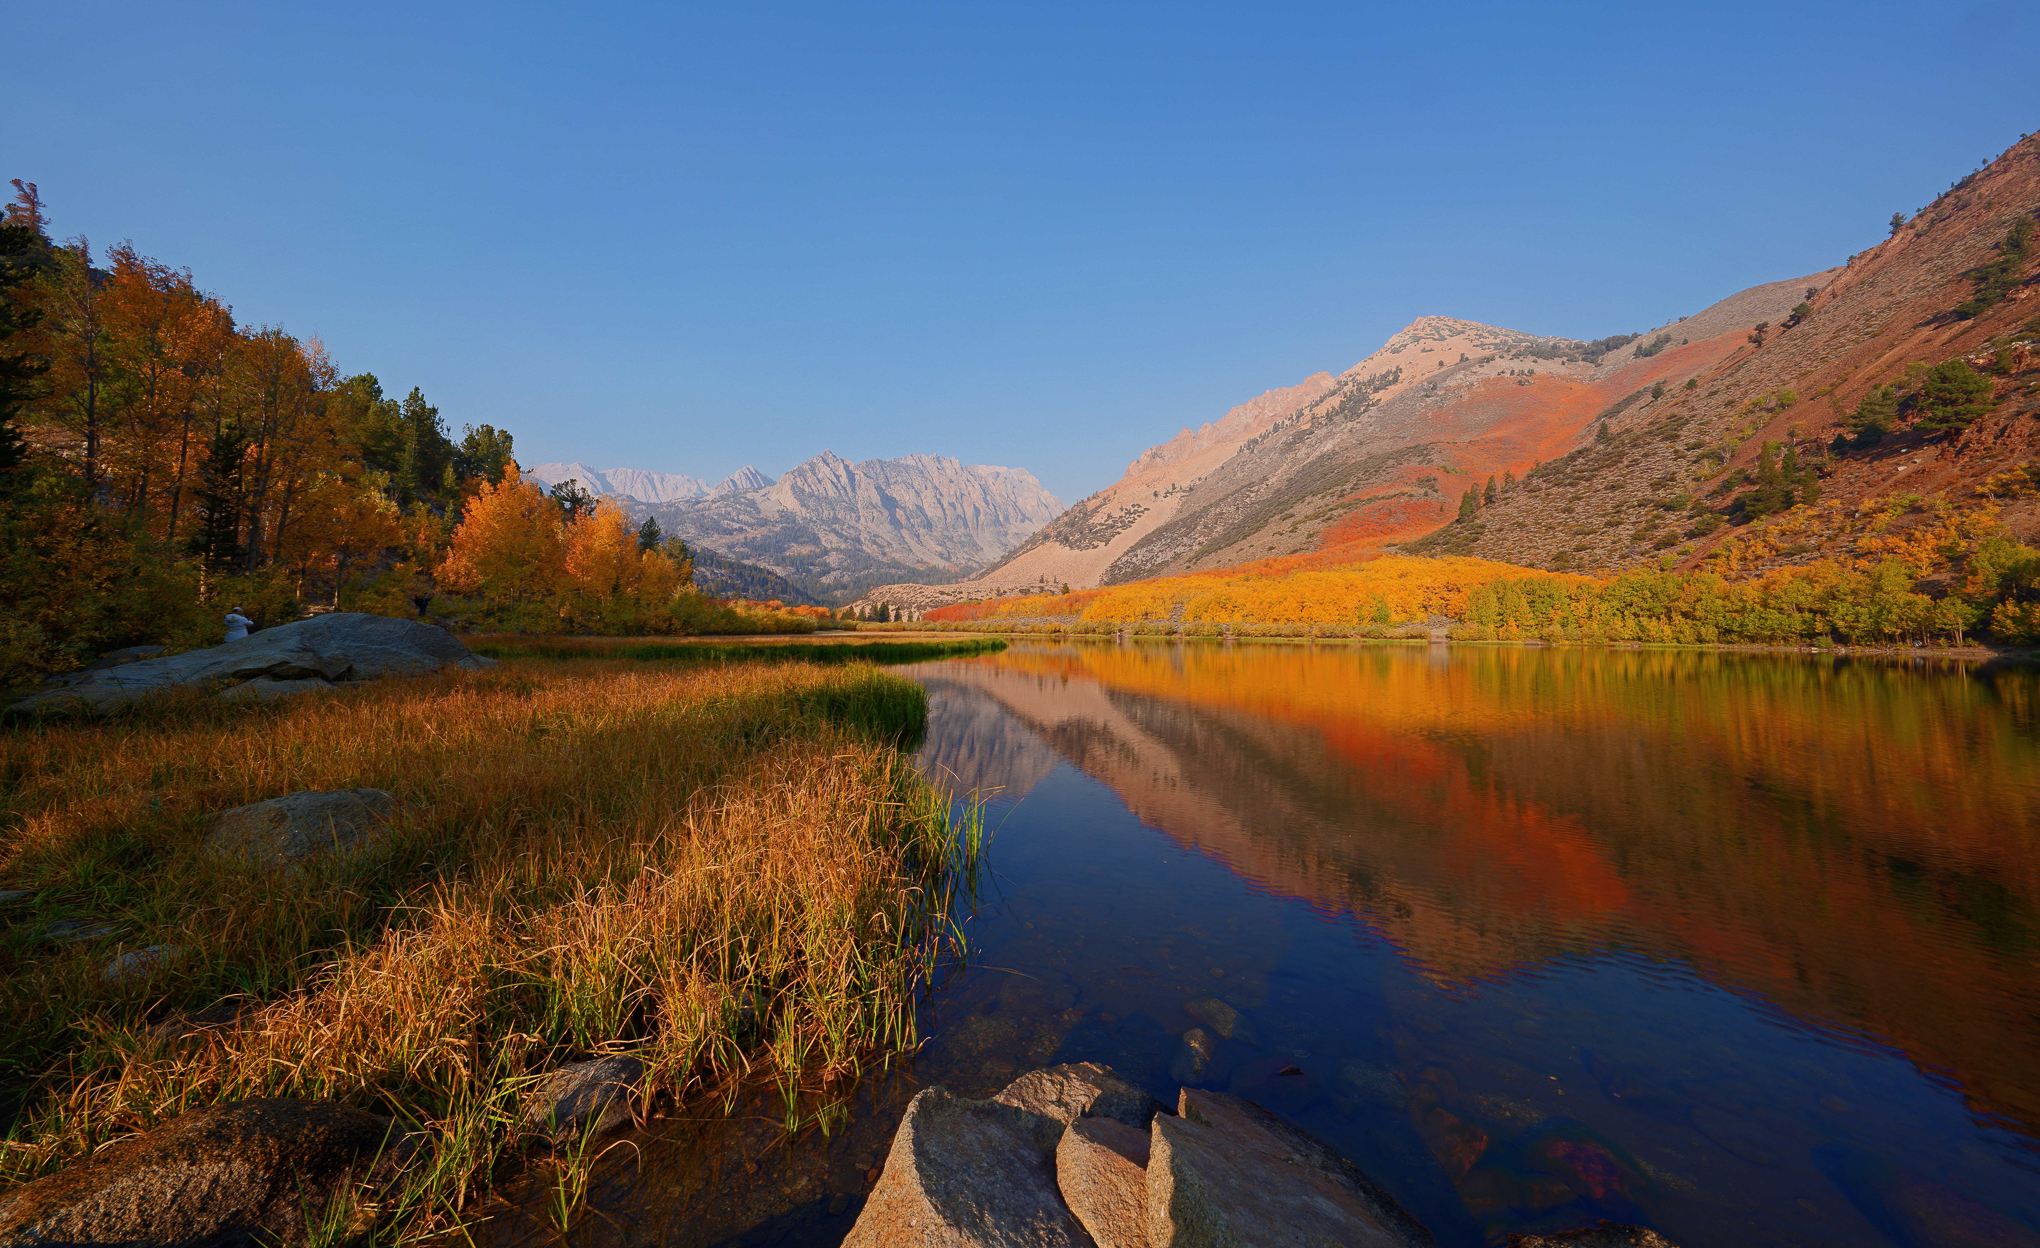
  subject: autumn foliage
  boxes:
[0,184,817,686]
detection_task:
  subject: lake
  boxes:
[896,639,2040,1248]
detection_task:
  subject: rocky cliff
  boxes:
[521,462,715,504]
[632,451,1063,599]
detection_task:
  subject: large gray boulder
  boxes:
[0,1099,412,1247]
[10,613,493,713]
[1147,1088,1432,1248]
[204,789,399,872]
[843,1086,1096,1248]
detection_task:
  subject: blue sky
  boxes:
[12,2,2038,503]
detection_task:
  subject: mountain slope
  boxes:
[638,451,1063,599]
[523,462,714,503]
[848,277,1824,615]
[1432,133,2040,574]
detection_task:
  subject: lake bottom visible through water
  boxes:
[494,641,2040,1248]
[885,642,2040,1248]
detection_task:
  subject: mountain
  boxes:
[1427,133,2040,573]
[632,452,1063,601]
[847,281,1824,614]
[523,462,713,503]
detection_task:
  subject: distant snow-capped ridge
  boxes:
[522,462,773,503]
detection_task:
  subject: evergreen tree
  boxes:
[1850,385,1899,448]
[0,193,49,495]
[1911,360,1996,432]
[1889,211,1906,237]
[398,388,454,501]
[636,514,662,552]
[454,423,515,484]
[188,423,249,568]
[1483,476,1497,506]
[1457,486,1479,522]
[549,478,595,521]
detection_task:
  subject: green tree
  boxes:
[635,514,662,552]
[1747,322,1769,349]
[1955,217,2034,319]
[0,186,50,493]
[1910,360,1995,433]
[1784,301,1812,328]
[454,423,515,484]
[188,422,248,569]
[398,387,455,501]
[1457,486,1479,522]
[1849,385,1899,448]
[548,478,595,521]
[1483,476,1497,506]
[1889,211,1906,237]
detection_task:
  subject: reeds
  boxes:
[0,657,981,1238]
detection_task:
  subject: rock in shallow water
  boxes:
[524,1055,645,1140]
[842,1086,1094,1248]
[994,1063,1164,1130]
[1057,1116,1151,1248]
[0,1098,411,1248]
[1508,1223,1683,1247]
[1167,1028,1221,1086]
[1147,1087,1434,1248]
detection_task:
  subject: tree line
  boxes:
[0,184,812,687]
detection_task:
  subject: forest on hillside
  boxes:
[0,184,819,689]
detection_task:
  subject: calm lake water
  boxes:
[896,640,2040,1248]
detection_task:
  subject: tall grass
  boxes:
[0,657,982,1238]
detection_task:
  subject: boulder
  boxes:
[1180,997,1252,1043]
[1057,1117,1152,1248]
[1147,1088,1432,1248]
[1509,1225,1682,1247]
[842,1086,1096,1248]
[995,1063,1165,1130]
[0,1099,412,1247]
[204,789,399,872]
[1167,1029,1221,1086]
[100,944,185,985]
[524,1055,645,1140]
[9,613,493,713]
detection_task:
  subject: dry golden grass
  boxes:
[0,657,978,1237]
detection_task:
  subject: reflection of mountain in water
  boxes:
[917,644,2040,1139]
[915,678,1061,804]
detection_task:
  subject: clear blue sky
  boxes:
[12,2,2037,503]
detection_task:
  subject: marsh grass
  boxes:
[0,657,981,1239]
[467,635,1006,666]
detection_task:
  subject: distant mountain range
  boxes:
[524,462,768,503]
[524,452,1063,603]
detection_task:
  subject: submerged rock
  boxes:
[524,1056,645,1140]
[204,789,399,872]
[842,1086,1093,1247]
[1147,1088,1433,1248]
[9,613,493,713]
[1508,1224,1683,1247]
[995,1063,1164,1130]
[0,1098,411,1247]
[1181,996,1252,1042]
[1167,1028,1221,1085]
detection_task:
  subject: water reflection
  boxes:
[908,642,2040,1248]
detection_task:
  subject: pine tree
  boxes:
[1483,476,1497,506]
[636,514,662,552]
[1457,487,1479,522]
[189,423,249,569]
[0,194,49,494]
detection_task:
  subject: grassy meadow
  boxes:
[0,653,983,1238]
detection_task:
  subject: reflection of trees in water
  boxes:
[923,647,2040,1138]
